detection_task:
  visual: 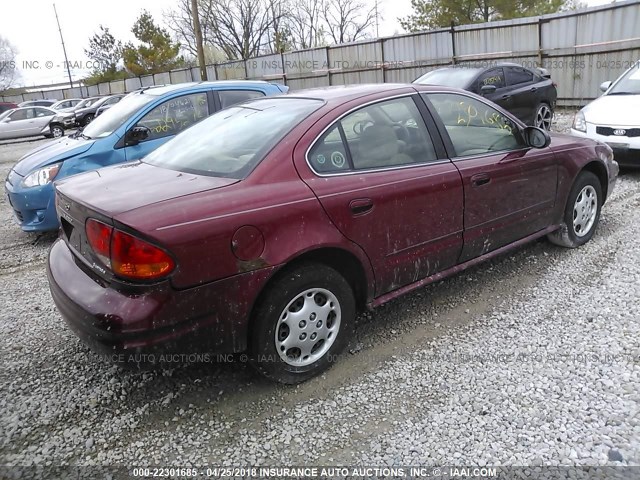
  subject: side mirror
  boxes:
[125,125,150,145]
[2,117,10,123]
[523,126,551,149]
[480,85,497,96]
[599,81,612,92]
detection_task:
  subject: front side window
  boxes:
[308,96,438,173]
[505,67,534,86]
[34,108,52,117]
[136,93,209,141]
[426,93,523,157]
[219,90,265,109]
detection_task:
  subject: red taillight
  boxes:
[85,218,175,280]
[86,219,112,268]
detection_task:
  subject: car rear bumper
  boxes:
[5,174,59,231]
[47,238,277,359]
[571,126,640,167]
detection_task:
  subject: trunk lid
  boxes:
[55,161,238,216]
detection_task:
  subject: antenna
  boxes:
[53,3,74,88]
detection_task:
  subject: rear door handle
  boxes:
[471,174,491,187]
[349,198,373,215]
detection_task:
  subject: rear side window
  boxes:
[505,67,534,86]
[10,109,28,121]
[478,68,506,89]
[308,96,438,174]
[219,90,265,109]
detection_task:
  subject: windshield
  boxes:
[414,68,481,88]
[0,110,11,121]
[76,97,99,109]
[82,93,156,139]
[144,97,323,179]
[608,62,640,95]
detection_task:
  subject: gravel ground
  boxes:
[0,114,638,476]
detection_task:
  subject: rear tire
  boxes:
[249,263,355,384]
[547,171,602,248]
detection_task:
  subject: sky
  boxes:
[1,0,612,88]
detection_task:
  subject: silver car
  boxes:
[0,106,63,140]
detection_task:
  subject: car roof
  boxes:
[284,83,411,101]
[137,80,282,97]
[8,106,54,111]
[281,83,465,102]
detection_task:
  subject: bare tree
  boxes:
[164,0,216,59]
[0,36,20,93]
[322,0,376,44]
[286,0,325,49]
[165,0,287,60]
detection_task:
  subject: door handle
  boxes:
[349,198,373,215]
[501,94,511,100]
[471,174,491,187]
[530,87,537,92]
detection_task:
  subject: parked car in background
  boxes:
[413,63,558,130]
[74,94,126,127]
[95,101,119,117]
[51,98,83,112]
[18,99,57,108]
[0,102,18,114]
[46,84,617,384]
[571,60,640,167]
[6,81,288,231]
[0,106,64,141]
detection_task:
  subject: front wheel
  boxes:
[83,114,94,127]
[547,171,602,248]
[249,263,355,384]
[534,102,553,131]
[50,124,64,138]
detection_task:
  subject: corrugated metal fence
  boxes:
[3,0,639,107]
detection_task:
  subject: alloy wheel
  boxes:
[535,104,553,131]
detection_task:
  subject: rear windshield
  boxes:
[414,68,481,88]
[143,97,323,179]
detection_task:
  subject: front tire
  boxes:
[50,124,64,138]
[83,114,94,127]
[547,171,602,248]
[534,102,553,131]
[249,263,355,384]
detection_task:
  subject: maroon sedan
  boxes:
[47,84,618,384]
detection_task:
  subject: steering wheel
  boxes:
[353,120,374,135]
[392,123,411,142]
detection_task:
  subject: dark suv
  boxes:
[414,63,558,130]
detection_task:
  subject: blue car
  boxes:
[5,81,288,232]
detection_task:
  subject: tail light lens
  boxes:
[86,219,112,268]
[85,219,175,281]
